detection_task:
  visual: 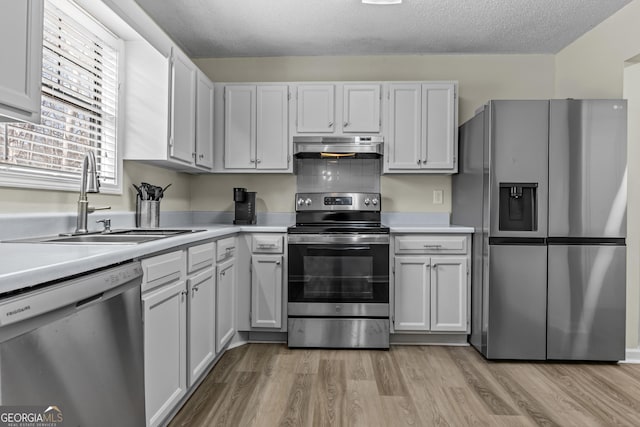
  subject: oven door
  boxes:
[288,234,389,316]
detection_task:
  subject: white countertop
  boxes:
[0,221,472,296]
[0,224,287,296]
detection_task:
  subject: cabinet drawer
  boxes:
[142,250,186,293]
[395,235,467,255]
[187,242,215,273]
[216,236,237,262]
[251,234,284,253]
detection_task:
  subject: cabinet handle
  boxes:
[417,159,421,165]
[423,244,443,248]
[343,121,349,127]
[275,260,281,265]
[221,271,226,276]
[199,154,204,159]
[192,152,196,159]
[193,286,199,293]
[426,264,431,268]
[433,264,438,268]
[328,121,334,128]
[181,290,188,297]
[256,159,261,164]
[423,159,428,164]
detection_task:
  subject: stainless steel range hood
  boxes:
[293,136,383,159]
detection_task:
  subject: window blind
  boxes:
[0,0,119,188]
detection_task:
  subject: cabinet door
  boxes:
[187,267,216,387]
[224,85,256,169]
[387,84,422,170]
[343,84,380,133]
[0,0,43,122]
[393,256,430,331]
[296,84,335,133]
[169,48,197,164]
[256,85,289,169]
[216,258,236,352]
[422,83,455,170]
[143,280,187,427]
[430,256,467,332]
[251,255,283,329]
[195,70,214,169]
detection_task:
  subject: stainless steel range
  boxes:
[287,192,390,349]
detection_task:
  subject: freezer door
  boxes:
[548,100,627,238]
[547,244,626,361]
[486,244,547,360]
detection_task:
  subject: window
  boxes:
[0,0,121,193]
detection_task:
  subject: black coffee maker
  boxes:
[233,187,257,225]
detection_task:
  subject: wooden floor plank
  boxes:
[168,344,640,427]
[345,379,386,427]
[372,349,409,396]
[448,347,520,416]
[313,359,347,427]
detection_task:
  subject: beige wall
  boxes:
[193,54,555,212]
[555,0,640,349]
[0,161,191,213]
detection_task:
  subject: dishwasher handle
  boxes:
[0,262,142,327]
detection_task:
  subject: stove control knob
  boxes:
[305,198,312,206]
[297,198,305,207]
[364,198,371,206]
[372,198,379,206]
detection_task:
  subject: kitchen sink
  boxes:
[4,229,205,245]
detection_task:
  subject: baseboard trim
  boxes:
[622,348,640,363]
[390,333,469,346]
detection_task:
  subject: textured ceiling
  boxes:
[134,0,630,58]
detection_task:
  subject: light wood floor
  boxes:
[169,343,640,426]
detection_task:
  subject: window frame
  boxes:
[0,0,125,195]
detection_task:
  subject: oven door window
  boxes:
[289,244,389,303]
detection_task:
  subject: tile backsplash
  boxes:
[295,158,381,193]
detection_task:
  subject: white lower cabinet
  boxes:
[393,234,470,334]
[216,256,236,352]
[187,266,216,386]
[394,256,431,331]
[143,279,187,427]
[251,254,283,328]
[430,256,467,331]
[142,242,220,427]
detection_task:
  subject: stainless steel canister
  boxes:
[136,199,160,228]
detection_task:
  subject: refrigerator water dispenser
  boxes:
[499,183,538,231]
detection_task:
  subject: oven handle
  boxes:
[309,246,371,251]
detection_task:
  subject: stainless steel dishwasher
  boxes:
[0,262,145,427]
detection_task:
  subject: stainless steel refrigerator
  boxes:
[452,99,627,361]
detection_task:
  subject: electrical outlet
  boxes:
[433,189,444,205]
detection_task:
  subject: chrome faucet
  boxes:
[75,151,110,234]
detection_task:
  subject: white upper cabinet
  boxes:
[257,85,289,169]
[0,0,43,123]
[387,84,422,169]
[224,85,255,169]
[169,47,197,165]
[195,70,214,169]
[296,84,335,133]
[342,84,381,133]
[123,43,213,173]
[293,83,382,136]
[222,84,289,171]
[385,82,458,174]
